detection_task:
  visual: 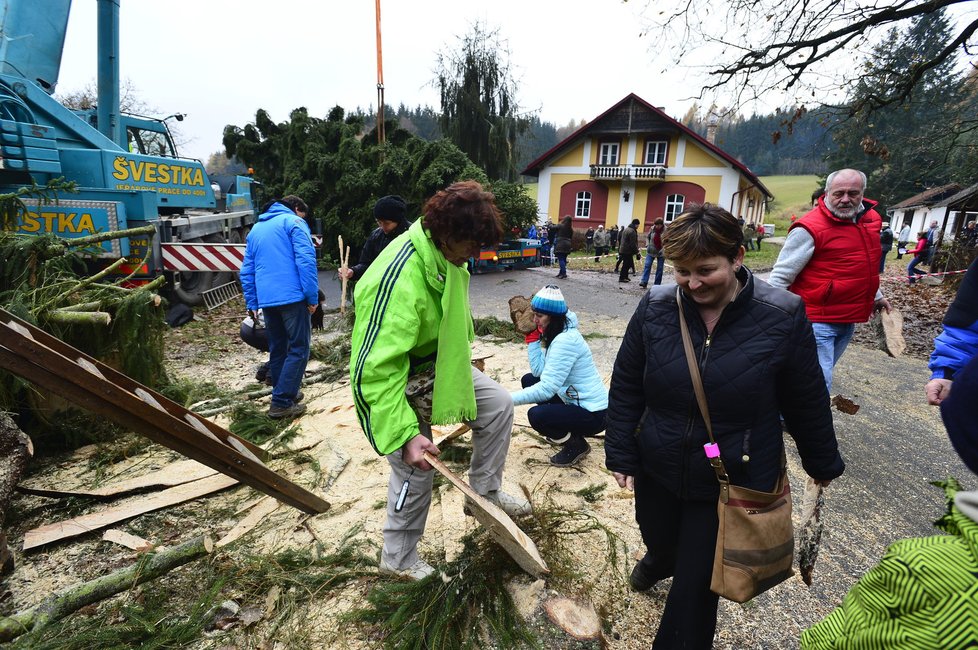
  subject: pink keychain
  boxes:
[704,442,720,458]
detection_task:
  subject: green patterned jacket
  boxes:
[802,482,978,650]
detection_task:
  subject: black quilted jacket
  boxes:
[605,268,845,501]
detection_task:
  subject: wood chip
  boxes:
[831,394,860,415]
[18,459,218,499]
[102,529,154,552]
[216,497,281,547]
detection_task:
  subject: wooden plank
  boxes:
[18,459,218,499]
[432,424,471,447]
[424,453,548,577]
[102,529,154,552]
[216,497,281,547]
[0,310,266,460]
[0,321,329,514]
[23,474,239,551]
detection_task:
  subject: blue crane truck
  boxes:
[0,0,257,306]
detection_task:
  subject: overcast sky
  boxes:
[57,0,706,162]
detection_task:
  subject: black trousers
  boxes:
[634,473,720,650]
[619,254,635,281]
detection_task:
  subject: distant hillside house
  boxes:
[521,94,772,233]
[887,183,969,241]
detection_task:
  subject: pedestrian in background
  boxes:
[618,219,640,283]
[896,222,911,259]
[907,231,929,284]
[743,222,755,251]
[554,215,573,279]
[593,225,610,263]
[755,222,765,250]
[240,195,319,420]
[639,218,665,288]
[878,221,893,274]
[585,226,595,253]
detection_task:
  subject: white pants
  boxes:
[381,367,514,569]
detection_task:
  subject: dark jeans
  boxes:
[619,254,636,281]
[879,247,891,273]
[634,473,720,649]
[520,374,606,438]
[640,252,664,286]
[264,300,311,408]
[907,255,927,283]
[556,253,568,276]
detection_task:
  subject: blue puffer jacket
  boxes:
[240,202,319,311]
[929,257,978,380]
[510,311,608,412]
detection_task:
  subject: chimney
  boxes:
[706,114,719,145]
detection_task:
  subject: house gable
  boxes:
[682,140,725,168]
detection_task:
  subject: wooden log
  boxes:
[63,225,157,250]
[508,295,536,333]
[0,534,213,642]
[543,596,601,641]
[879,308,906,358]
[43,310,112,326]
[22,475,237,551]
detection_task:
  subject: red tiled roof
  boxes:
[520,93,772,198]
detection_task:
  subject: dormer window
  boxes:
[599,142,620,166]
[644,140,668,166]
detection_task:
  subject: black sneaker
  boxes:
[268,403,307,420]
[629,557,659,592]
[550,437,590,467]
[544,432,571,445]
[638,283,648,289]
[295,391,305,403]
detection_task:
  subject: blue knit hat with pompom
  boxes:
[531,285,567,316]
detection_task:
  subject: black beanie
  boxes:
[374,195,407,224]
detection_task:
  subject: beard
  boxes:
[826,199,861,219]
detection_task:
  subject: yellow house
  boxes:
[522,94,772,231]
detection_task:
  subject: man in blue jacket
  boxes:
[240,195,319,419]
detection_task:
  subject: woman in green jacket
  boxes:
[350,180,531,582]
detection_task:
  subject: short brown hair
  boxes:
[280,195,308,214]
[661,203,743,263]
[422,180,504,249]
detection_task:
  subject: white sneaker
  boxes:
[468,490,533,518]
[378,558,435,581]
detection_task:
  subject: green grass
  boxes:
[761,175,820,215]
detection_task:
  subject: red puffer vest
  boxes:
[788,197,881,323]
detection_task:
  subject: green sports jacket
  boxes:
[802,482,978,650]
[349,220,473,456]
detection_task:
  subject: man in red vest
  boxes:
[769,169,892,392]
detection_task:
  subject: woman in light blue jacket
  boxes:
[511,285,608,466]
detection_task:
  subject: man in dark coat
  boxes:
[342,195,411,282]
[618,219,640,283]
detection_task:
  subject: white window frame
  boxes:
[644,140,668,166]
[576,191,592,218]
[598,142,619,166]
[664,194,685,223]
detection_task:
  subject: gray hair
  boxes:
[825,169,867,192]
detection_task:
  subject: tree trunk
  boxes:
[0,534,214,642]
[0,413,32,575]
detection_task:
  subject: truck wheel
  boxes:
[173,270,215,306]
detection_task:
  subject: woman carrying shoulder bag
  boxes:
[605,204,845,649]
